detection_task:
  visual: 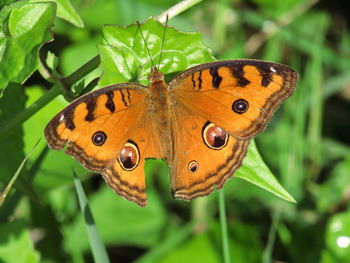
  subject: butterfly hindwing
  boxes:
[169,104,249,200]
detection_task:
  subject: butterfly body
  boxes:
[45,59,298,207]
[147,67,172,161]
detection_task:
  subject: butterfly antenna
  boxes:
[136,19,155,68]
[157,14,169,70]
[132,23,140,52]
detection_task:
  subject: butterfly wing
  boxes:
[169,60,298,199]
[45,83,163,206]
[170,59,298,139]
[169,105,249,200]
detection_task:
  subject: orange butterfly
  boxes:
[45,22,298,207]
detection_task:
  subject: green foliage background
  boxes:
[1,0,350,262]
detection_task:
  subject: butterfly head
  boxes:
[148,67,165,84]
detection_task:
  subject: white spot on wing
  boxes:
[59,114,64,122]
[270,66,277,73]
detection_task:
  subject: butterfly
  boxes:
[45,59,297,206]
[44,22,298,207]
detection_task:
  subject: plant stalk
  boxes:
[219,189,231,263]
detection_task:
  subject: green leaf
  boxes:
[236,140,296,203]
[0,220,40,263]
[0,2,55,93]
[31,0,84,28]
[73,173,110,263]
[38,50,60,81]
[98,17,215,86]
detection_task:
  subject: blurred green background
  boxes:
[1,0,350,262]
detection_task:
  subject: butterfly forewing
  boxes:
[44,83,164,207]
[169,60,298,140]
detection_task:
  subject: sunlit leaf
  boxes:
[0,2,55,93]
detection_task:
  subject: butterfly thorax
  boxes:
[148,67,172,160]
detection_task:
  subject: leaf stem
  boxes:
[158,0,203,23]
[219,189,231,263]
[0,139,40,206]
[245,0,319,55]
[61,55,100,89]
[262,209,281,263]
[192,197,209,233]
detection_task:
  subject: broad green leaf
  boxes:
[0,2,55,93]
[0,220,40,263]
[0,1,29,23]
[236,141,296,203]
[31,0,84,27]
[98,17,215,86]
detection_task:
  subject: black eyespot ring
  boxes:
[92,131,107,146]
[232,99,249,114]
[188,160,199,173]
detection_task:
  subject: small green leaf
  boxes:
[236,141,296,203]
[38,50,60,81]
[0,2,55,93]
